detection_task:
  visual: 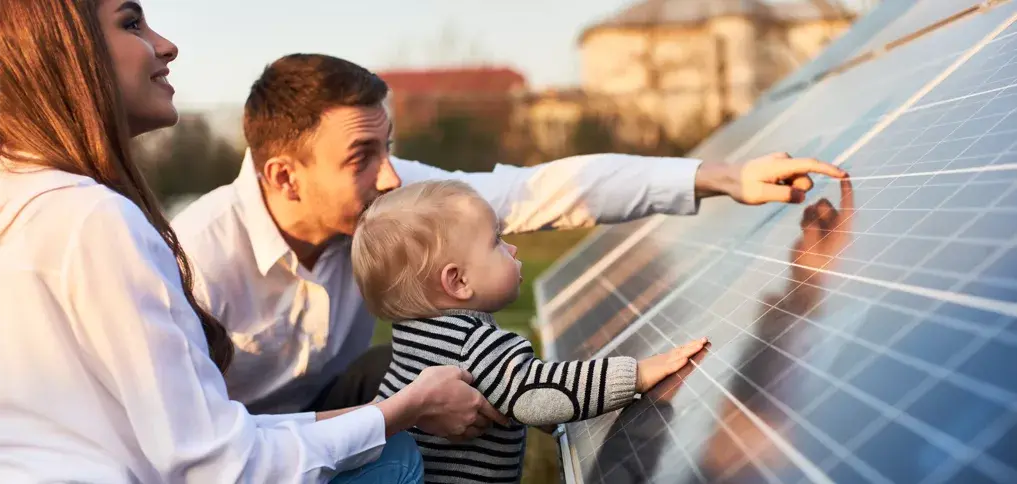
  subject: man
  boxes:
[173,53,845,420]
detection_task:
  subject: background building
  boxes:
[518,0,855,157]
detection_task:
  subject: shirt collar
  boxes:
[440,309,498,326]
[235,148,293,276]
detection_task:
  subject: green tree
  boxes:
[135,115,243,205]
[395,114,503,173]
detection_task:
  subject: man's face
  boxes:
[296,105,402,237]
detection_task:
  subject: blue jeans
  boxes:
[329,431,423,484]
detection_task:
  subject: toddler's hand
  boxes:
[636,337,708,393]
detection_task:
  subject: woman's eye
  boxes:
[124,18,142,31]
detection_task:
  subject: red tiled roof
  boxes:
[377,67,527,95]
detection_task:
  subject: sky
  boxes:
[144,0,641,110]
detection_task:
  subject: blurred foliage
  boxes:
[395,114,503,172]
[569,112,695,158]
[133,115,243,205]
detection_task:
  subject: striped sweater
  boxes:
[376,309,638,484]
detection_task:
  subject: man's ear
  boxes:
[263,156,300,201]
[440,263,473,301]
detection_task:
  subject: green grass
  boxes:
[370,228,593,484]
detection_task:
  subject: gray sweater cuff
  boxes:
[601,356,638,412]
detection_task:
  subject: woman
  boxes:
[0,1,503,482]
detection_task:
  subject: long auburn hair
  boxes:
[0,0,234,373]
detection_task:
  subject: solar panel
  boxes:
[530,0,920,308]
[533,1,1006,341]
[537,0,1009,305]
[536,218,657,310]
[763,0,993,102]
[537,2,1017,483]
[538,0,1014,361]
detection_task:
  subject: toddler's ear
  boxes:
[440,263,473,301]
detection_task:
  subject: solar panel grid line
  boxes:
[547,4,1017,484]
[547,235,732,358]
[569,155,1012,479]
[593,222,1017,406]
[830,11,1017,168]
[624,330,736,484]
[701,268,1017,481]
[583,278,651,351]
[645,403,711,484]
[842,162,1017,181]
[740,232,1017,346]
[618,422,654,482]
[568,357,709,473]
[645,302,898,484]
[798,90,1017,479]
[617,287,827,481]
[759,215,1013,279]
[723,22,990,167]
[539,219,660,305]
[645,271,1017,484]
[734,251,1017,317]
[736,248,1016,327]
[538,4,1012,335]
[719,78,821,164]
[724,74,915,168]
[534,226,610,291]
[765,0,1011,103]
[922,412,1017,484]
[699,264,1017,484]
[822,360,1017,483]
[634,313,838,484]
[572,245,729,355]
[905,78,1017,113]
[729,260,1017,421]
[835,60,1017,300]
[587,242,733,359]
[579,15,1017,364]
[744,44,1012,313]
[531,18,941,315]
[543,216,666,314]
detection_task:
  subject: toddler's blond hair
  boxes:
[352,180,486,321]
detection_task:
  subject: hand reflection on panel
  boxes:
[587,346,710,484]
[700,179,855,482]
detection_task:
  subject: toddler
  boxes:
[351,180,708,484]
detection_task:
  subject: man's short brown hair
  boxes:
[243,53,389,169]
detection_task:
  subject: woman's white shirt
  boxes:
[0,165,386,484]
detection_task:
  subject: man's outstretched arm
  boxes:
[390,152,845,235]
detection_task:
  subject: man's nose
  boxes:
[377,157,402,192]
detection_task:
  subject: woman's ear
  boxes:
[440,263,473,301]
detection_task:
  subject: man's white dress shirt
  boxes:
[0,163,386,483]
[172,151,703,414]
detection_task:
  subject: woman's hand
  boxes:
[376,366,510,440]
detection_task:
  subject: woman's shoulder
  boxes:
[0,166,164,265]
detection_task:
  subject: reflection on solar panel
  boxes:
[535,2,1017,483]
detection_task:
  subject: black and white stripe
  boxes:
[377,309,637,484]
